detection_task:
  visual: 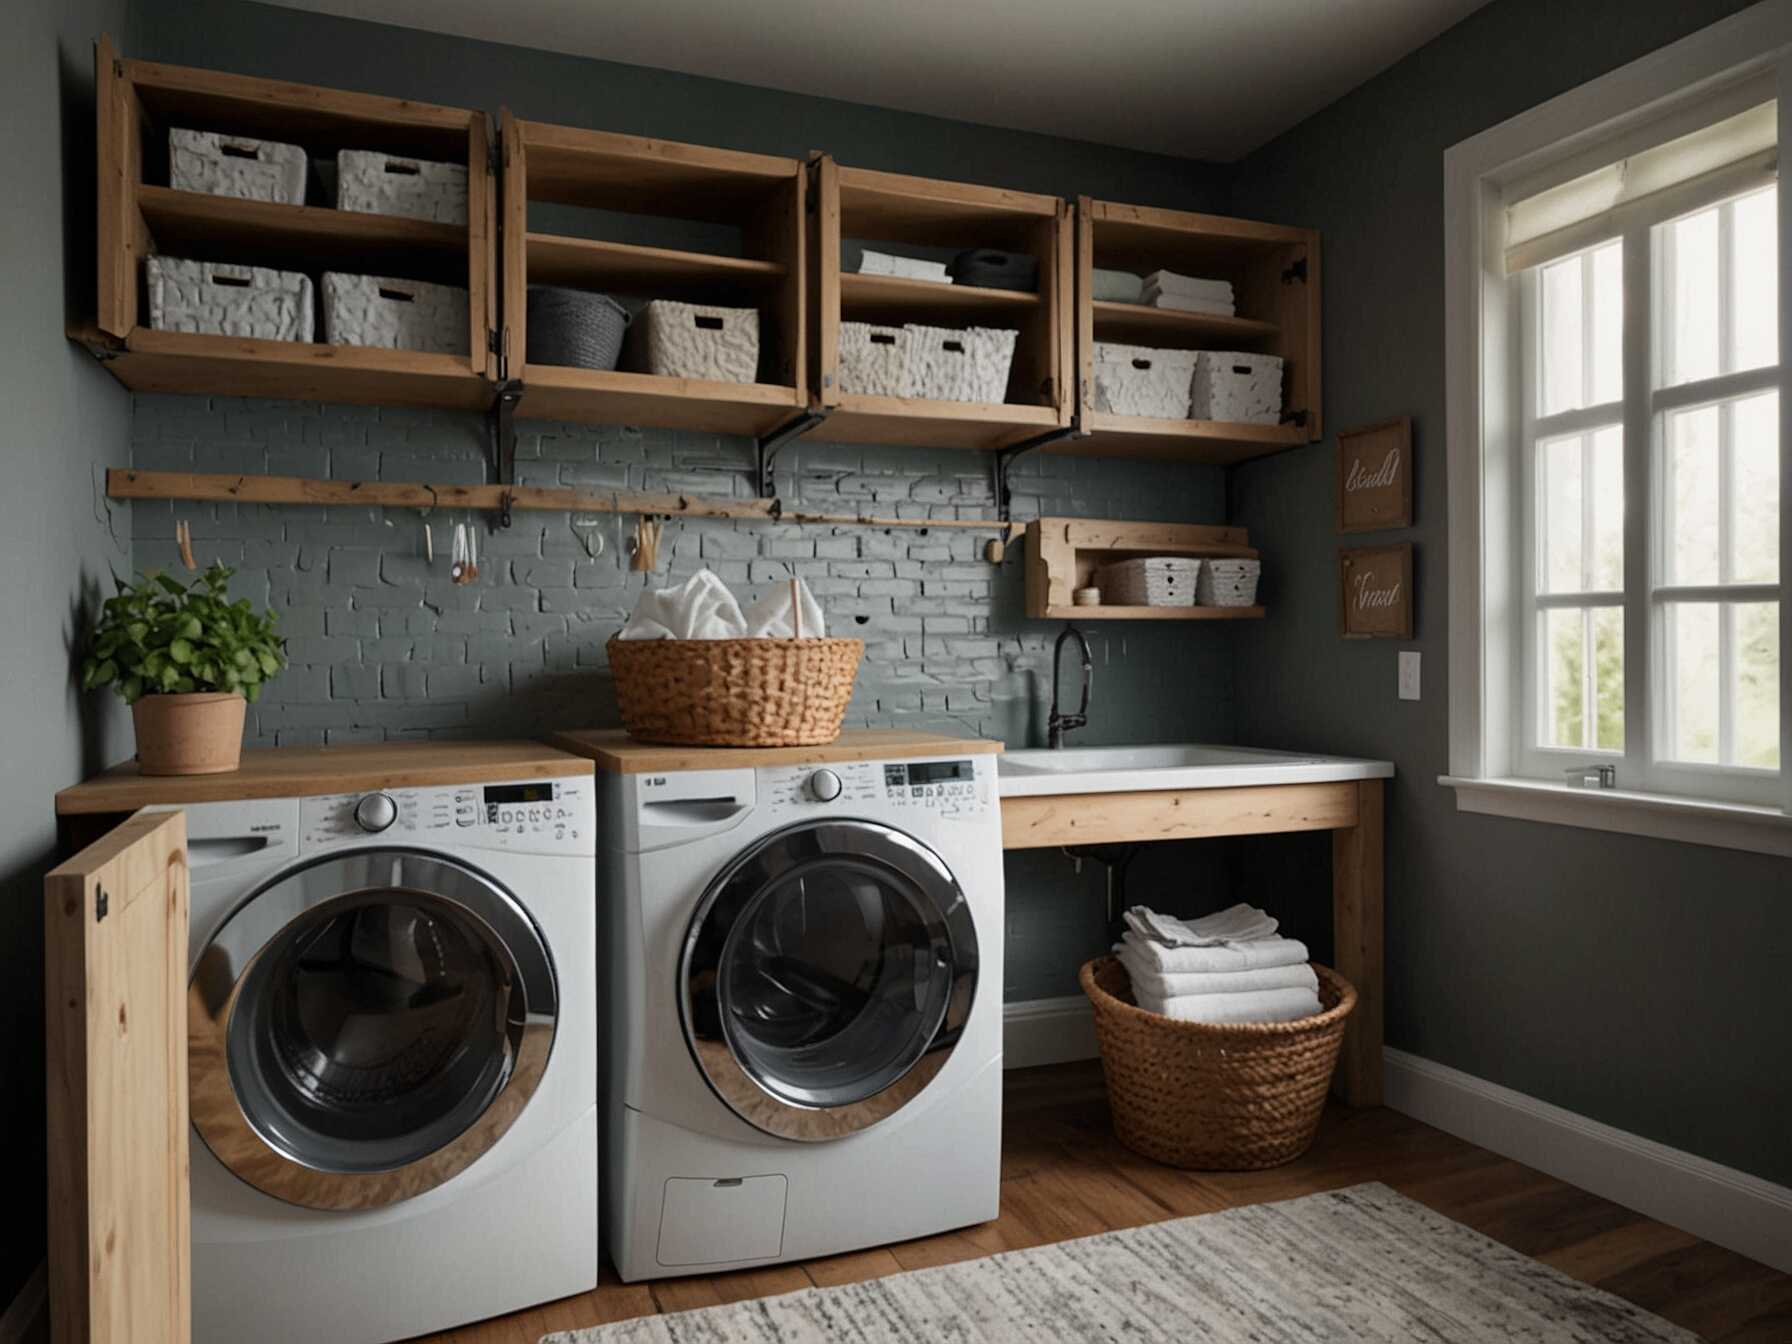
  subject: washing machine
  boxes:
[176,751,597,1344]
[596,740,1004,1281]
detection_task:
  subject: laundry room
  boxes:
[9,0,1792,1341]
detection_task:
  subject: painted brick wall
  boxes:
[131,396,1241,997]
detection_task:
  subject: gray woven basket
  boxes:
[527,286,630,370]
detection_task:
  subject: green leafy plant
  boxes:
[81,563,288,705]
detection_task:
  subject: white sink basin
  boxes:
[998,742,1394,796]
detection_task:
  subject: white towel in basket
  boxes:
[1122,959,1318,1001]
[1118,930,1310,975]
[1125,902,1278,946]
[618,569,826,640]
[1131,984,1322,1024]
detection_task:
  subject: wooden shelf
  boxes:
[90,42,496,410]
[1077,196,1320,456]
[839,273,1038,323]
[84,327,493,411]
[504,116,807,415]
[514,364,801,435]
[1025,517,1263,620]
[525,234,787,300]
[1091,300,1278,347]
[814,157,1073,446]
[1039,604,1265,620]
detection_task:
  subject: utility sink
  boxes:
[998,742,1394,796]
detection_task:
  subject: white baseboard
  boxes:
[1385,1047,1792,1275]
[0,1262,45,1344]
[1003,995,1099,1069]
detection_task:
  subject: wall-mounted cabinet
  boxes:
[498,115,808,435]
[1073,198,1321,464]
[811,159,1074,450]
[1025,517,1264,620]
[84,40,497,411]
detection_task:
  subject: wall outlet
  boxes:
[1398,650,1421,701]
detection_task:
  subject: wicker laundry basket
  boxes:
[606,637,864,746]
[1080,955,1355,1170]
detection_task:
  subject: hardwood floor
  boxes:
[414,1062,1792,1342]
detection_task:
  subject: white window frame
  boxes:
[1443,1,1792,857]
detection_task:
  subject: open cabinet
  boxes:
[811,158,1074,450]
[499,114,808,434]
[45,809,191,1344]
[81,38,497,411]
[1075,197,1321,462]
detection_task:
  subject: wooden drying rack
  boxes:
[107,469,1024,544]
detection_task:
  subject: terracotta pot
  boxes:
[131,692,247,775]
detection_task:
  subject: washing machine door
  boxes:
[187,849,556,1210]
[681,819,978,1141]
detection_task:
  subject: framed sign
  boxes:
[1337,417,1413,532]
[1339,544,1413,639]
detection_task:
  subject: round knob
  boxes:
[807,769,843,803]
[353,793,398,833]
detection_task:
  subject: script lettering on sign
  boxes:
[1337,418,1413,532]
[1339,544,1413,639]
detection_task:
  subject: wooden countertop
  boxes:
[549,728,1003,774]
[55,741,593,815]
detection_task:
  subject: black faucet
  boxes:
[1048,623,1092,749]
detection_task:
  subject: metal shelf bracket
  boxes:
[992,423,1086,524]
[755,408,830,498]
[486,378,523,529]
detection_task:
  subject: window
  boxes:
[1514,185,1781,804]
[1444,7,1792,854]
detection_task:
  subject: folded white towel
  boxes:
[1144,292,1236,316]
[859,250,952,284]
[1143,270,1234,301]
[1121,958,1318,1001]
[1125,903,1278,947]
[1118,930,1310,974]
[1133,985,1322,1024]
[617,569,826,640]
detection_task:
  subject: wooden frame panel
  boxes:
[1000,781,1356,848]
[1337,416,1414,532]
[1025,516,1262,620]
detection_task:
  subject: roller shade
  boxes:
[1505,99,1778,273]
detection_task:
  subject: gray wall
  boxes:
[3,0,134,1306]
[123,0,1248,1005]
[1227,0,1791,1186]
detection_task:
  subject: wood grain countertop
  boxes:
[55,740,594,815]
[549,728,1003,774]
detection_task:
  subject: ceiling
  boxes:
[259,0,1491,161]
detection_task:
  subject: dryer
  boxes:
[597,742,1004,1281]
[178,759,597,1344]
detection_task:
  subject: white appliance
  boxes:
[601,751,1004,1281]
[179,772,597,1344]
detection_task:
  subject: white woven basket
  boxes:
[1196,558,1262,607]
[837,322,911,397]
[1097,557,1201,607]
[625,300,760,384]
[321,273,468,354]
[169,129,306,205]
[1092,342,1198,419]
[147,257,313,341]
[337,150,468,225]
[904,325,1016,404]
[1190,351,1284,425]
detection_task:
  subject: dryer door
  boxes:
[681,819,978,1141]
[188,849,556,1210]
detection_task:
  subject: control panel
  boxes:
[300,775,595,853]
[760,756,992,819]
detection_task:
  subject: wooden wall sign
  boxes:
[1337,417,1412,532]
[1339,544,1413,639]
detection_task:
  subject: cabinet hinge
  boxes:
[95,884,109,922]
[1282,257,1308,285]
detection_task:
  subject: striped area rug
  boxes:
[545,1183,1693,1342]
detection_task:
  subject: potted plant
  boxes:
[80,563,288,775]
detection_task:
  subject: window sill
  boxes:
[1438,775,1792,858]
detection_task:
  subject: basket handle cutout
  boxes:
[870,332,896,345]
[210,273,251,287]
[1132,357,1152,370]
[942,339,965,354]
[378,287,416,302]
[693,314,724,330]
[1232,365,1252,375]
[219,142,260,159]
[383,160,421,175]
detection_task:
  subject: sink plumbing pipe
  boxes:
[1060,843,1143,943]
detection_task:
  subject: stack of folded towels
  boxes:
[1115,903,1321,1024]
[1141,269,1235,317]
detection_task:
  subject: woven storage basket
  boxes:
[606,637,864,746]
[527,286,630,370]
[1080,955,1355,1170]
